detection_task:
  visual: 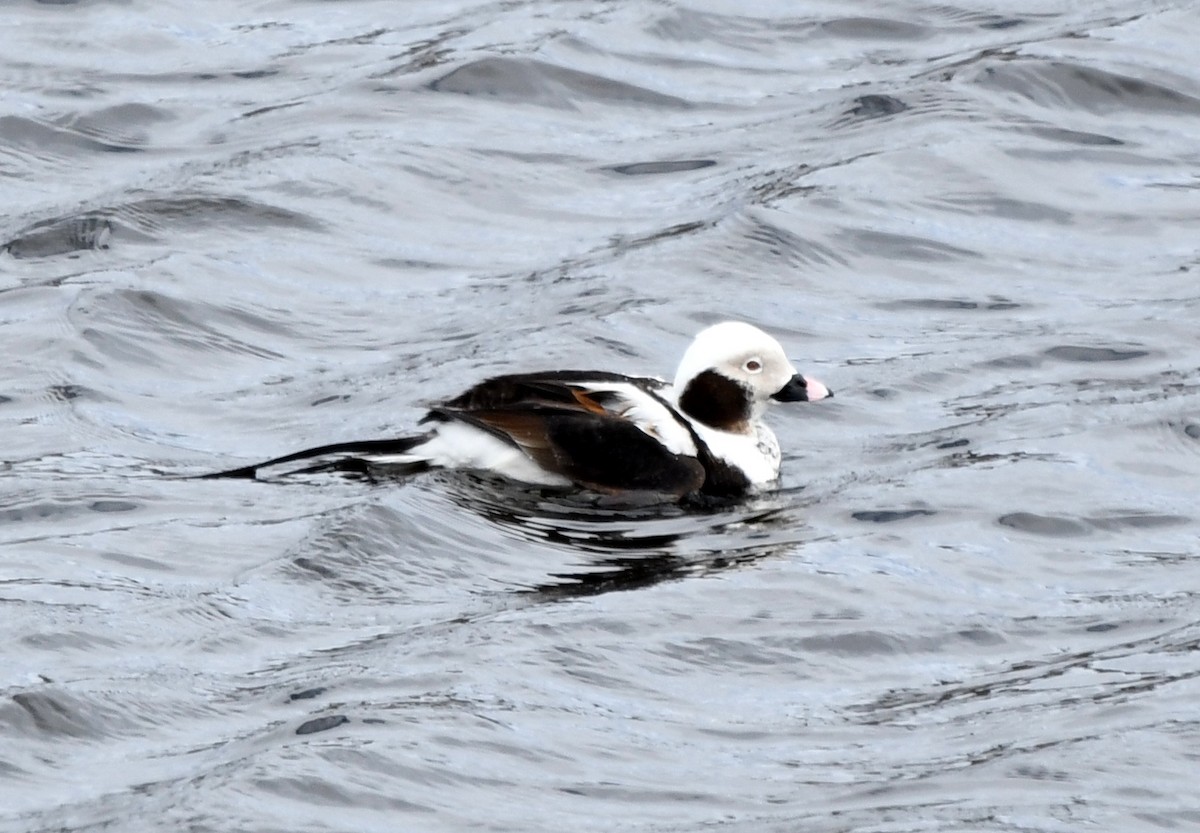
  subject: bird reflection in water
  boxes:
[433,471,815,599]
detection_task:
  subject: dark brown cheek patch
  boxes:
[678,370,752,431]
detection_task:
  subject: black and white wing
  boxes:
[423,371,704,496]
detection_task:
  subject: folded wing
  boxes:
[426,372,704,496]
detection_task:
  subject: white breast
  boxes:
[691,421,782,487]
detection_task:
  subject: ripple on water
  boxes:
[274,491,513,604]
[834,228,980,262]
[876,296,1024,311]
[972,57,1200,116]
[1043,344,1152,362]
[1172,419,1200,450]
[818,16,933,41]
[842,93,909,121]
[4,195,322,259]
[998,510,1191,538]
[6,690,122,741]
[427,472,823,598]
[852,620,1200,723]
[3,0,1200,830]
[428,57,694,110]
[0,484,146,544]
[0,113,145,162]
[72,288,294,376]
[604,159,716,176]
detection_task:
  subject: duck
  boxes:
[204,321,832,500]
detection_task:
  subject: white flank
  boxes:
[368,421,572,486]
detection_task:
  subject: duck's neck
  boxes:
[675,370,755,434]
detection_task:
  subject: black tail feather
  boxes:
[200,436,428,480]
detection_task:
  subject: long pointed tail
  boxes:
[200,436,431,480]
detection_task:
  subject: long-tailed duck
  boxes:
[205,321,832,500]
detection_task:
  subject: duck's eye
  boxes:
[744,358,763,374]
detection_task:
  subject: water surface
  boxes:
[3,1,1199,830]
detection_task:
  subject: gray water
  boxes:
[3,1,1199,830]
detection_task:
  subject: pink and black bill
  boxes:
[772,374,832,403]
